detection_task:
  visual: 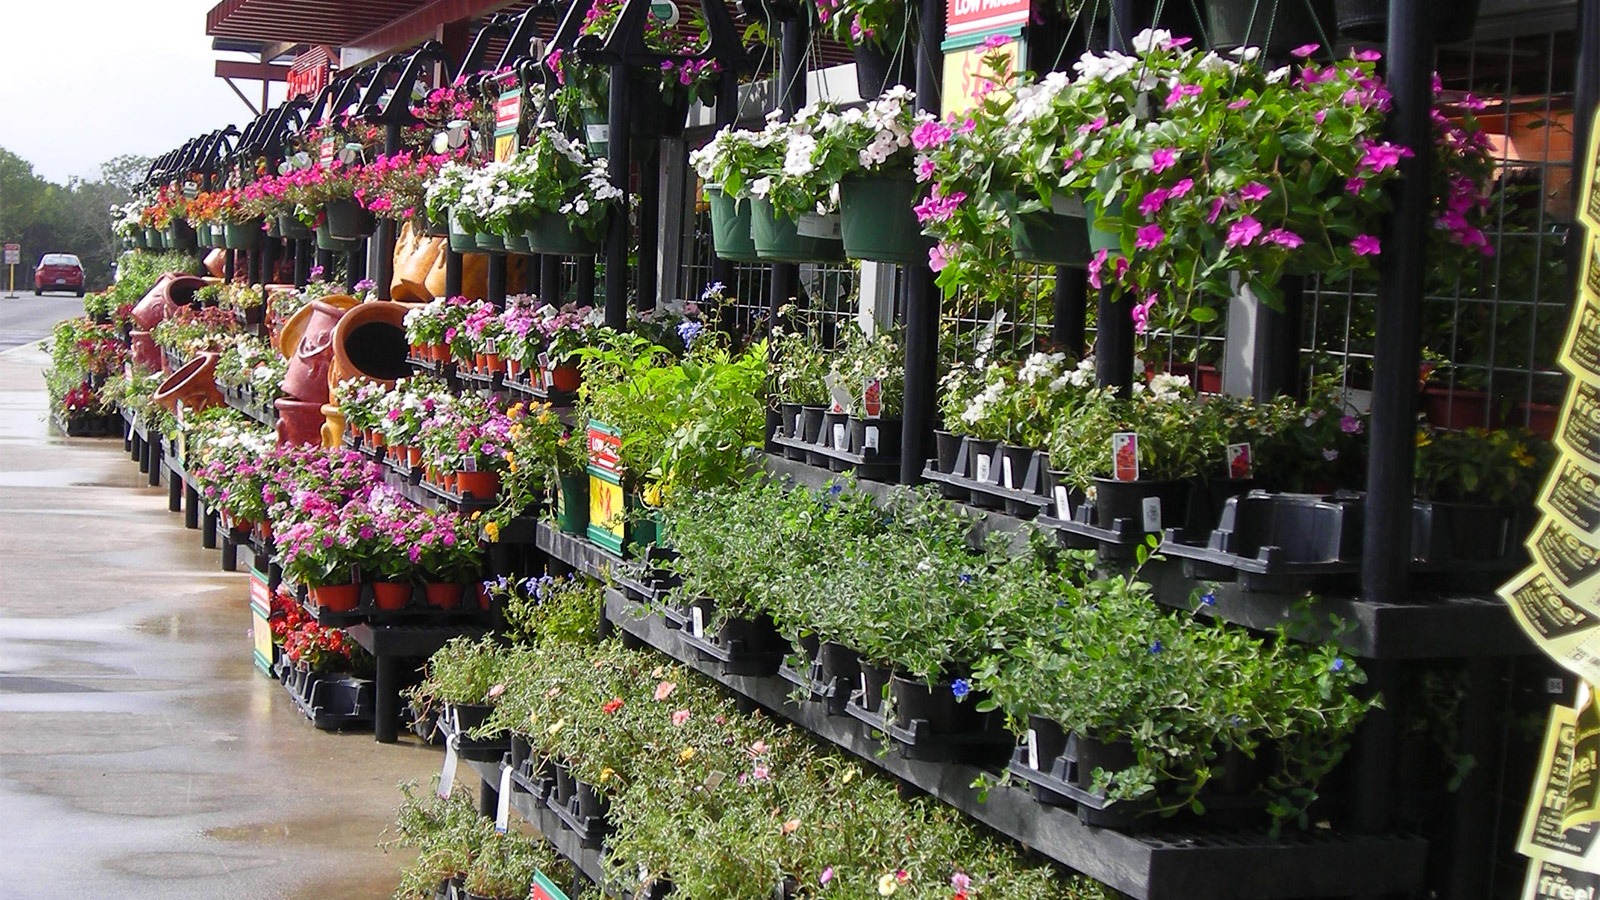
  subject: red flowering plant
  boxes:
[278,608,372,675]
[354,150,464,225]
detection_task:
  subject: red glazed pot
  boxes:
[275,398,326,446]
[153,353,224,413]
[281,295,359,404]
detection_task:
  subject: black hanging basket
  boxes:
[1332,0,1482,44]
[853,39,915,99]
[1202,0,1336,59]
[323,198,377,241]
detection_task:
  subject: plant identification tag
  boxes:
[438,735,460,798]
[1142,496,1163,532]
[691,605,704,638]
[824,372,853,414]
[975,452,992,482]
[862,378,882,419]
[1226,442,1254,480]
[864,425,879,452]
[586,124,609,145]
[832,423,848,450]
[1054,486,1072,520]
[1026,728,1040,770]
[495,763,513,833]
[793,412,803,438]
[1112,432,1140,481]
[859,672,869,704]
[1002,453,1015,490]
[796,212,842,240]
[462,455,477,473]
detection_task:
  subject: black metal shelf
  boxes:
[759,455,1531,661]
[464,758,615,894]
[220,384,276,428]
[598,590,1427,900]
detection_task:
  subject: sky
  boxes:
[0,0,285,185]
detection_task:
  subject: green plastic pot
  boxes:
[146,228,166,249]
[1003,191,1121,265]
[525,213,601,257]
[475,230,505,252]
[208,224,226,248]
[278,215,313,240]
[130,230,148,250]
[447,211,476,254]
[839,174,932,266]
[503,231,533,254]
[556,474,589,535]
[707,186,759,262]
[224,221,262,251]
[315,223,359,252]
[750,198,845,264]
[323,198,376,240]
[167,219,198,251]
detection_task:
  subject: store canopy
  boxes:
[204,0,513,54]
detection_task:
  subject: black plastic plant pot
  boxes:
[1334,0,1481,43]
[848,416,902,458]
[167,219,199,251]
[278,215,313,240]
[820,411,848,450]
[1092,477,1191,533]
[573,779,609,821]
[818,642,861,686]
[852,39,915,99]
[934,430,962,475]
[779,403,803,438]
[550,760,575,809]
[965,438,999,481]
[793,633,822,664]
[1027,715,1071,764]
[800,406,826,444]
[1000,445,1036,491]
[510,733,533,772]
[859,662,892,713]
[1066,730,1139,792]
[324,198,377,240]
[1411,500,1519,566]
[889,674,988,735]
[1203,0,1335,58]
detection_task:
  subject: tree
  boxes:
[0,147,150,289]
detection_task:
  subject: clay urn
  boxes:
[152,353,224,414]
[275,398,327,446]
[320,403,347,449]
[329,300,415,391]
[279,294,360,404]
[128,330,162,372]
[131,273,207,330]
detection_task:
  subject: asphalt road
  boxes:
[0,292,87,352]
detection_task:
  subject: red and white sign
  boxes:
[3,243,19,266]
[287,47,333,100]
[946,0,1030,40]
[494,93,521,133]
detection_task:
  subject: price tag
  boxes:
[1141,496,1163,532]
[691,605,704,638]
[1002,453,1014,489]
[832,422,848,450]
[1054,486,1072,520]
[974,453,991,483]
[864,425,879,452]
[1026,728,1040,770]
[495,762,514,832]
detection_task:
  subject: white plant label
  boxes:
[859,672,869,704]
[691,605,704,638]
[975,453,992,483]
[797,213,842,240]
[832,423,847,451]
[1054,486,1072,520]
[438,735,460,798]
[1002,454,1015,490]
[793,413,803,437]
[495,763,513,833]
[586,124,609,144]
[1142,497,1163,532]
[864,426,879,452]
[1026,728,1040,770]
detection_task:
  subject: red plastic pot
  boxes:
[372,581,411,611]
[457,470,501,500]
[423,582,463,610]
[310,583,360,612]
[549,364,580,393]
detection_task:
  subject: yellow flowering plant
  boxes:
[484,401,587,536]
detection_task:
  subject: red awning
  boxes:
[206,0,433,48]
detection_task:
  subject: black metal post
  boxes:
[1361,0,1431,607]
[445,250,463,298]
[604,65,632,330]
[346,241,366,293]
[1252,275,1303,401]
[316,248,334,284]
[374,124,403,300]
[260,236,278,293]
[293,239,310,287]
[1572,0,1600,281]
[223,249,234,283]
[769,17,808,334]
[1053,269,1087,357]
[637,140,660,312]
[540,256,561,304]
[899,0,943,484]
[1442,659,1502,900]
[374,655,400,743]
[578,259,597,307]
[1095,0,1136,395]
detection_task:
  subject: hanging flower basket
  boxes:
[130,230,148,250]
[1001,191,1120,266]
[208,223,226,248]
[525,213,601,257]
[475,230,505,252]
[503,230,534,255]
[1203,0,1335,58]
[278,215,313,240]
[315,223,360,253]
[167,219,199,251]
[839,174,932,266]
[447,210,476,254]
[706,185,760,262]
[750,198,845,263]
[323,198,377,240]
[224,221,262,251]
[853,40,915,100]
[145,227,166,249]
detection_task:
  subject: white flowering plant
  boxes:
[831,323,905,418]
[422,159,477,229]
[939,352,1088,447]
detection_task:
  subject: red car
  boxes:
[35,253,85,297]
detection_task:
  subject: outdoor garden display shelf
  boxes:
[349,622,491,744]
[592,589,1426,900]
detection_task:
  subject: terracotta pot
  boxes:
[258,519,273,542]
[128,329,162,371]
[372,581,412,611]
[275,398,326,446]
[407,446,423,467]
[457,470,501,500]
[330,300,412,392]
[507,359,522,378]
[475,582,492,611]
[131,274,208,330]
[153,353,224,413]
[483,353,502,373]
[549,364,580,393]
[319,402,346,449]
[280,295,360,403]
[443,472,459,493]
[423,582,463,610]
[310,583,360,612]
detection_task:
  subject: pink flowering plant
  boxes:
[355,150,462,225]
[547,0,721,122]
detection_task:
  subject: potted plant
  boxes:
[805,86,933,264]
[1412,425,1550,565]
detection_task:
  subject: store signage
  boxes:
[530,872,572,900]
[946,0,1030,40]
[939,33,1022,116]
[649,0,680,25]
[493,89,522,163]
[287,47,333,100]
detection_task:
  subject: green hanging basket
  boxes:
[167,219,198,251]
[707,186,759,263]
[503,230,533,255]
[130,230,148,250]
[278,215,314,240]
[750,198,846,264]
[208,224,226,248]
[839,174,933,266]
[224,221,262,251]
[315,223,359,252]
[1002,191,1121,265]
[145,228,166,249]
[475,230,505,252]
[447,211,477,254]
[525,212,601,257]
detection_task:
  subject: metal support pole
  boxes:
[578,260,597,307]
[604,65,633,330]
[184,483,200,529]
[201,508,218,549]
[1361,0,1432,606]
[770,14,808,344]
[1095,0,1136,395]
[223,249,235,283]
[899,0,944,484]
[445,250,463,298]
[1572,0,1600,279]
[1252,275,1303,401]
[293,239,310,287]
[316,248,334,283]
[346,241,366,293]
[374,654,400,744]
[374,125,402,300]
[637,139,660,312]
[540,256,561,304]
[260,235,278,293]
[1443,659,1502,900]
[1053,269,1087,357]
[168,466,182,512]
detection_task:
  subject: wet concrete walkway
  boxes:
[0,343,441,899]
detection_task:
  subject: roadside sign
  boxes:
[4,242,17,297]
[3,243,18,265]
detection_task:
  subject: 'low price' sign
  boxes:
[945,0,1029,40]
